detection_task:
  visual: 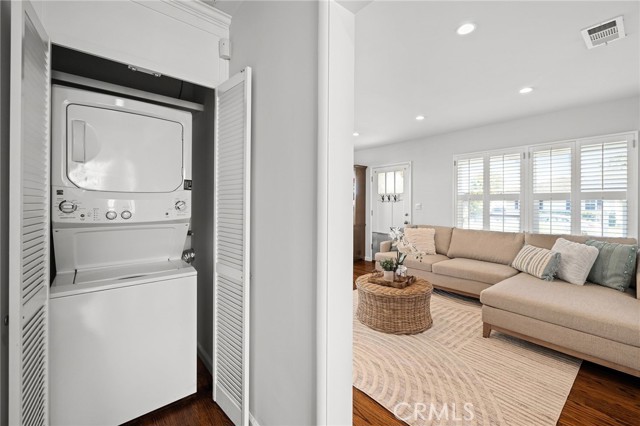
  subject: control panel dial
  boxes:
[59,201,77,214]
[175,201,187,211]
[121,210,132,220]
[105,210,118,220]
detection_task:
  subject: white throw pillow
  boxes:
[551,238,599,285]
[403,228,436,255]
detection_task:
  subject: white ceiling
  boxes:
[354,1,640,149]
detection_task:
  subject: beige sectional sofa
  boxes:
[375,225,640,377]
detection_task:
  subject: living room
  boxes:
[351,1,639,425]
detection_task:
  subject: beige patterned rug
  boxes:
[353,290,582,426]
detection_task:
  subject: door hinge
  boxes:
[371,210,373,216]
[370,243,373,249]
[3,315,8,326]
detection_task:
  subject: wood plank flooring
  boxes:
[353,260,640,426]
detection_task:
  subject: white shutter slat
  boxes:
[214,68,251,426]
[489,153,522,232]
[9,3,51,425]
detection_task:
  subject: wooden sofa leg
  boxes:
[482,323,491,338]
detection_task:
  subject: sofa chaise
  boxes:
[376,225,640,377]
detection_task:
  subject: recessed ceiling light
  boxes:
[416,115,425,121]
[457,23,476,36]
[353,132,360,137]
[519,87,534,94]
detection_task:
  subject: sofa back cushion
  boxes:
[525,233,637,249]
[407,225,453,255]
[447,228,524,265]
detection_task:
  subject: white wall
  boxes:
[356,96,640,259]
[0,2,9,424]
[229,2,319,425]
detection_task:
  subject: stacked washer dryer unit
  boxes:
[49,85,197,426]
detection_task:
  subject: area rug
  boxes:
[353,290,582,426]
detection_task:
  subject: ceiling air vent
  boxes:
[581,16,626,49]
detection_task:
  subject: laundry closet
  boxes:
[3,1,250,425]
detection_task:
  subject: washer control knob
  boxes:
[105,210,117,220]
[175,201,187,211]
[121,210,132,220]
[59,201,77,214]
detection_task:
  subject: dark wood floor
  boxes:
[122,358,233,426]
[352,260,640,426]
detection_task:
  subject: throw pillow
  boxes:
[512,245,561,281]
[586,240,638,292]
[551,238,599,285]
[403,228,436,255]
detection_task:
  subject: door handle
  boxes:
[71,120,86,163]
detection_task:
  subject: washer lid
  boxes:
[66,104,184,193]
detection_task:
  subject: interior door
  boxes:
[213,68,251,426]
[8,2,51,425]
[371,163,412,255]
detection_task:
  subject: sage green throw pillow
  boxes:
[586,240,638,292]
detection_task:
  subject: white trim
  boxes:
[249,413,261,426]
[132,0,231,35]
[316,2,329,424]
[364,256,372,261]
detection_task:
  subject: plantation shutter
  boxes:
[530,144,573,234]
[8,2,51,425]
[578,134,633,237]
[489,153,522,232]
[455,157,484,229]
[213,68,252,426]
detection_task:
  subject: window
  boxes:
[530,145,572,235]
[455,157,484,230]
[454,132,638,237]
[455,152,523,231]
[489,153,522,232]
[578,137,630,237]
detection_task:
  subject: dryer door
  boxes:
[66,105,184,192]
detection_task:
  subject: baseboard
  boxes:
[364,256,372,261]
[250,413,260,426]
[197,342,213,373]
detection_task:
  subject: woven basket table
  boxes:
[355,273,433,335]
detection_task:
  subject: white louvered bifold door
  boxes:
[8,2,51,426]
[213,68,252,426]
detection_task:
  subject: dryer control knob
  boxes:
[106,210,117,220]
[175,201,187,211]
[121,210,132,220]
[59,201,77,214]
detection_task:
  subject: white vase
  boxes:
[383,271,395,282]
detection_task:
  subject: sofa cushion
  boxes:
[480,273,640,347]
[552,238,599,285]
[447,228,524,265]
[511,244,561,281]
[375,252,448,272]
[403,227,436,255]
[432,258,519,284]
[586,240,638,292]
[407,225,453,255]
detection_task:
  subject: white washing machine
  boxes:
[49,85,197,426]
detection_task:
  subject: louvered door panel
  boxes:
[8,2,51,426]
[213,68,251,426]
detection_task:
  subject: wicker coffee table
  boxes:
[355,273,433,335]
